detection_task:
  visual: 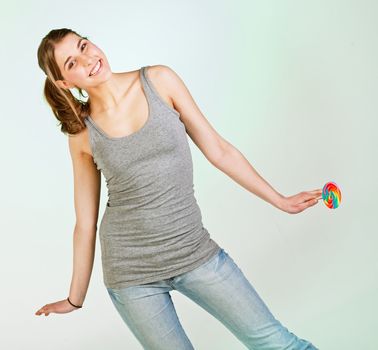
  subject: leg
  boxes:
[107,281,194,350]
[171,248,319,350]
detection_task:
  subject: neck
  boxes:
[86,72,127,114]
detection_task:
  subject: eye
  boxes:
[68,42,87,69]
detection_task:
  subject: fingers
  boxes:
[307,198,319,208]
[288,188,322,214]
[35,305,50,316]
[297,196,319,212]
[305,189,322,202]
[311,189,323,201]
[310,188,322,193]
[299,200,315,210]
[309,189,322,196]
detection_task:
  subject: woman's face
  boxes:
[54,33,111,90]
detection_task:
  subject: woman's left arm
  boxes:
[156,64,322,214]
[207,144,322,214]
[208,144,287,210]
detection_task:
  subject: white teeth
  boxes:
[90,60,101,76]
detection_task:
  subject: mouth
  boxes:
[89,59,102,77]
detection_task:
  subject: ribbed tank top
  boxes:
[84,65,221,289]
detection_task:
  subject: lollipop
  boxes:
[322,181,341,209]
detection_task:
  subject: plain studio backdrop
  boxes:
[1,0,376,349]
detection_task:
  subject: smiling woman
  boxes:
[37,29,91,135]
[35,28,320,350]
[37,28,113,135]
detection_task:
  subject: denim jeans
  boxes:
[106,248,319,350]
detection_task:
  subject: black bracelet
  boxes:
[67,296,83,308]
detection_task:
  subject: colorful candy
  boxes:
[322,181,341,209]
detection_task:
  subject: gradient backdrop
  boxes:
[1,0,377,349]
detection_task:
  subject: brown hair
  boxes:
[37,28,91,136]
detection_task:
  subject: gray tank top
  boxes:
[84,65,221,289]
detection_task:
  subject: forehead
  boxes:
[54,33,81,68]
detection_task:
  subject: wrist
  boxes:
[275,194,287,211]
[67,296,83,309]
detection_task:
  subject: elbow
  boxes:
[74,222,97,238]
[209,141,233,167]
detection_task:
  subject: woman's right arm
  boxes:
[35,130,101,316]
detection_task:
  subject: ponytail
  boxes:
[37,28,91,136]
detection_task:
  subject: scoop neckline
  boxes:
[86,67,151,141]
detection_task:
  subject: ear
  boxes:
[55,79,75,90]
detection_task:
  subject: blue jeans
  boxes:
[106,248,318,350]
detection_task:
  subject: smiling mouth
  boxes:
[89,59,102,76]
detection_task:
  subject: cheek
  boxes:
[77,67,90,79]
[92,46,106,61]
[65,70,87,84]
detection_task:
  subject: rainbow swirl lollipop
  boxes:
[322,181,341,209]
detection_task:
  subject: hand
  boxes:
[279,189,323,214]
[35,298,81,317]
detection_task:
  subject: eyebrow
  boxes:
[64,38,84,70]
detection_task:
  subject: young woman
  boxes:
[35,28,321,350]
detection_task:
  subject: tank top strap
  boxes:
[84,116,99,140]
[139,65,158,102]
[140,65,179,116]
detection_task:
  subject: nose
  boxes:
[79,54,96,66]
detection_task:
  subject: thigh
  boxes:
[171,248,319,350]
[107,282,194,350]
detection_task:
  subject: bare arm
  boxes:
[212,145,285,209]
[35,129,101,316]
[153,64,322,214]
[68,132,101,307]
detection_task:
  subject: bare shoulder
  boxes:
[67,128,100,186]
[116,64,178,105]
[68,125,93,158]
[143,64,180,109]
[145,64,178,89]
